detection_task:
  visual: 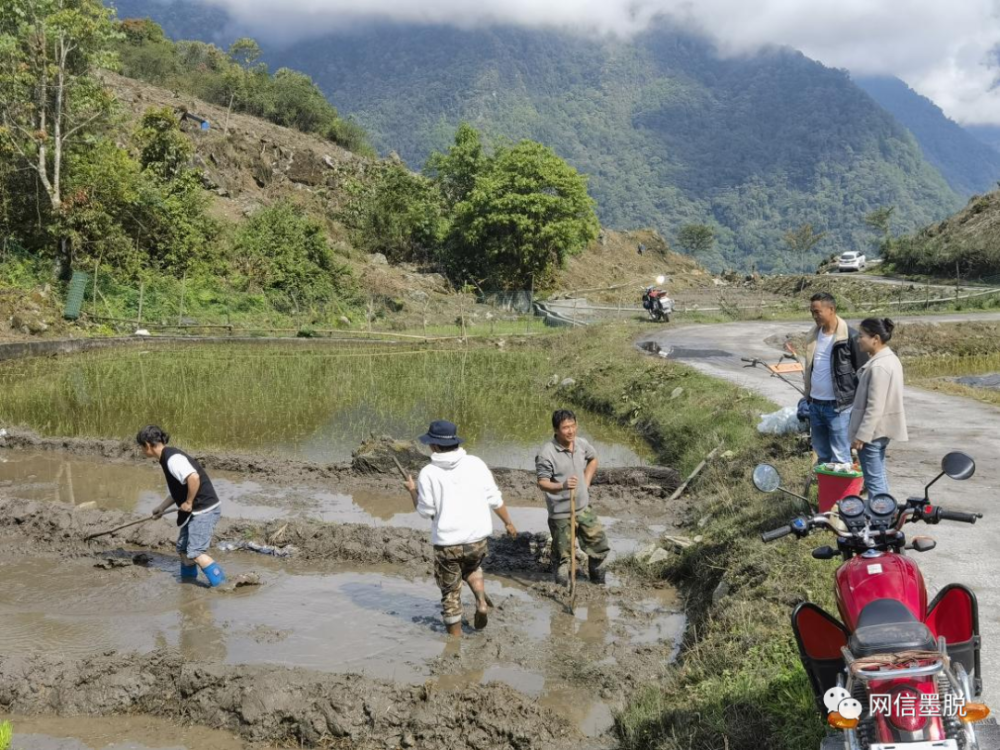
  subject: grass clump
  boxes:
[549,324,833,750]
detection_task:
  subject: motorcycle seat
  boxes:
[849,599,936,657]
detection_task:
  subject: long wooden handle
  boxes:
[391,456,410,481]
[569,488,577,603]
[84,507,177,541]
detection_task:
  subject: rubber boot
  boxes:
[202,562,226,587]
[554,563,570,587]
[588,556,607,585]
[180,563,199,580]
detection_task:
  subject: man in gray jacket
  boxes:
[536,409,610,586]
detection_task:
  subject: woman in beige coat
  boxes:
[848,318,908,497]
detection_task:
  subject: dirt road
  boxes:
[641,313,1000,706]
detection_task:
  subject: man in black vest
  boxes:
[137,425,226,587]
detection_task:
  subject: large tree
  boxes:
[783,223,827,255]
[0,0,119,269]
[677,223,715,256]
[446,138,599,289]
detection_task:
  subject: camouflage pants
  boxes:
[548,506,610,567]
[433,539,488,625]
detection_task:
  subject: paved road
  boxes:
[642,313,1000,706]
[832,272,999,293]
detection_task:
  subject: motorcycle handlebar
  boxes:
[761,525,793,543]
[936,508,982,524]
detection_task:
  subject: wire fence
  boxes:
[80,270,549,340]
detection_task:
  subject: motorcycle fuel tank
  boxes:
[834,552,928,631]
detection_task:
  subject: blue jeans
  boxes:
[176,505,221,558]
[809,401,852,464]
[859,438,891,497]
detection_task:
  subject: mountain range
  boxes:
[108,0,1000,272]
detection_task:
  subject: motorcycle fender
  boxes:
[926,584,981,697]
[792,602,848,714]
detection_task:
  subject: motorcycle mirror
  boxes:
[811,546,838,560]
[753,464,782,493]
[942,452,976,481]
[909,537,937,553]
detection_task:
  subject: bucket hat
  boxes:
[418,419,464,447]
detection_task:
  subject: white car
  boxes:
[838,251,866,272]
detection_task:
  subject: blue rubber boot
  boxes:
[180,563,199,580]
[203,562,226,587]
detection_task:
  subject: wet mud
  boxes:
[0,428,679,514]
[0,650,586,750]
[0,435,686,747]
[6,714,248,750]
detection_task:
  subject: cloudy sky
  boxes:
[194,0,1000,125]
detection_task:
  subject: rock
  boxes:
[401,733,417,748]
[134,329,151,337]
[648,548,671,565]
[547,374,560,387]
[370,253,389,266]
[712,579,730,605]
[559,378,576,388]
[407,290,429,303]
[720,450,736,460]
[697,515,711,528]
[670,387,684,400]
[662,535,694,552]
[635,543,658,563]
[693,535,704,544]
[285,150,326,186]
[338,316,351,326]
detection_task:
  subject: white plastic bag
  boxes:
[757,406,807,435]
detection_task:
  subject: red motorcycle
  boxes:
[754,452,996,749]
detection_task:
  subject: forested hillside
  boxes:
[855,76,1000,197]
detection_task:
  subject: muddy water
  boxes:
[0,344,650,469]
[0,550,682,737]
[0,451,668,560]
[6,715,247,750]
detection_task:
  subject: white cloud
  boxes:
[195,0,1000,124]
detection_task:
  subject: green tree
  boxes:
[222,36,262,132]
[424,122,485,208]
[446,139,599,289]
[0,0,120,270]
[342,159,446,263]
[230,201,341,298]
[136,106,192,178]
[677,224,715,256]
[783,223,827,255]
[864,205,895,239]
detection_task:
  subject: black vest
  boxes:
[159,447,220,513]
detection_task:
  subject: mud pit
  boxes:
[0,448,685,748]
[0,342,687,747]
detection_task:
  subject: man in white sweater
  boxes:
[404,420,518,637]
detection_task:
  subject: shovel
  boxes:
[84,508,177,541]
[568,487,577,613]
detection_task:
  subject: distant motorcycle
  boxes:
[642,286,674,322]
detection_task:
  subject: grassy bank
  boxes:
[549,324,831,750]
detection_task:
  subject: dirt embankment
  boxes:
[0,428,681,512]
[0,496,559,573]
[0,650,582,750]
